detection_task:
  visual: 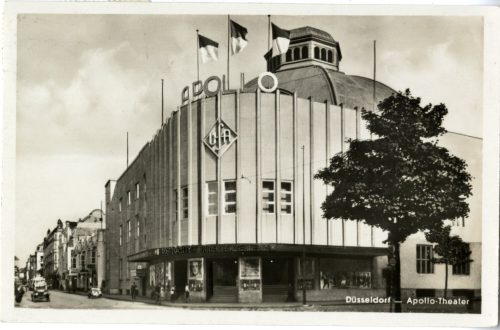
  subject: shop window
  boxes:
[314,46,320,59]
[327,50,333,63]
[262,181,275,213]
[297,258,315,290]
[286,49,292,62]
[224,181,236,214]
[182,187,189,219]
[452,244,471,275]
[280,182,293,214]
[319,258,372,289]
[207,182,218,216]
[321,48,327,61]
[302,46,308,59]
[293,47,300,60]
[416,244,434,274]
[119,225,122,246]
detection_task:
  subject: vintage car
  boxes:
[88,287,102,299]
[31,276,50,302]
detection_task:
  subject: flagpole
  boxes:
[196,29,200,81]
[267,15,271,51]
[227,15,230,89]
[373,40,376,111]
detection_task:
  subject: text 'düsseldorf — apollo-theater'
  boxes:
[104,26,481,303]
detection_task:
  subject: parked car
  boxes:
[31,276,50,302]
[88,287,102,299]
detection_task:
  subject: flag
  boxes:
[230,20,248,55]
[198,34,219,63]
[271,23,290,57]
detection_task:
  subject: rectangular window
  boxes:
[262,181,275,213]
[119,258,123,279]
[91,249,96,264]
[280,182,293,214]
[119,225,122,246]
[135,183,140,200]
[453,244,471,275]
[127,191,131,205]
[174,189,178,222]
[127,220,131,242]
[207,182,218,216]
[143,174,147,200]
[71,257,76,269]
[416,244,434,274]
[182,186,189,219]
[81,254,85,268]
[119,198,122,212]
[224,181,236,214]
[136,218,140,238]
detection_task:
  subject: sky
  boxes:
[15,14,483,263]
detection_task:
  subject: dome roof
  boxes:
[245,66,396,110]
[290,26,336,44]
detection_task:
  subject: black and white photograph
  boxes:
[2,2,499,327]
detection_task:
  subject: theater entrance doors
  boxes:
[262,257,294,302]
[207,258,238,303]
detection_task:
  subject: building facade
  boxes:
[43,220,63,289]
[105,26,481,303]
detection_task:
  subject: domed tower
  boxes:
[250,26,395,110]
[264,26,342,72]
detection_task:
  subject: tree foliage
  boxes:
[425,225,472,266]
[315,89,472,244]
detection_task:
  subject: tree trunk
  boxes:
[444,260,448,299]
[394,242,402,313]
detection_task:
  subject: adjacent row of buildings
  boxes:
[23,210,105,292]
[23,25,482,304]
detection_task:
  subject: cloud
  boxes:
[17,42,158,158]
[378,39,482,137]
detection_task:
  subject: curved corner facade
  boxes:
[105,89,389,303]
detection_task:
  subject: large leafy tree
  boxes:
[315,90,472,312]
[425,225,472,299]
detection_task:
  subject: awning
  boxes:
[128,243,389,262]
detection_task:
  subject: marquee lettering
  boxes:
[181,72,279,104]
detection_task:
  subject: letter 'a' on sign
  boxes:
[203,120,237,157]
[257,72,278,93]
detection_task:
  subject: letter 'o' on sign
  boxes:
[257,72,278,93]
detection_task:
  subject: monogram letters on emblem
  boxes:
[204,120,237,157]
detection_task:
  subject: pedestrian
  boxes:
[131,282,137,300]
[170,285,176,302]
[184,283,190,303]
[154,283,161,304]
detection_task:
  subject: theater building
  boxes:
[104,26,481,303]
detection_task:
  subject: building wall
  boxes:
[400,132,482,294]
[106,90,390,294]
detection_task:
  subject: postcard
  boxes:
[2,2,499,327]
